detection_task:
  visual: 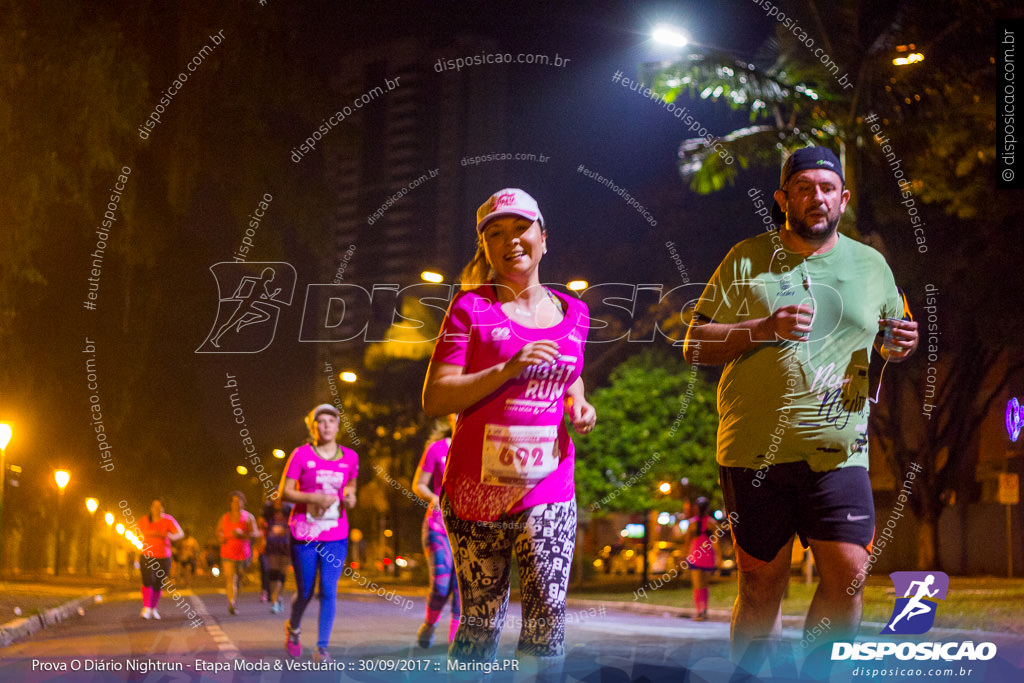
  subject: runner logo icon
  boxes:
[880,571,949,635]
[196,262,296,353]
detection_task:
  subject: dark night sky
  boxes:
[5,0,1012,541]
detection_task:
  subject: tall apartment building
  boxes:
[310,37,510,389]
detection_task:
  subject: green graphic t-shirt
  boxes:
[694,232,904,471]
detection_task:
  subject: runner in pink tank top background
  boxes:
[423,188,596,682]
[413,415,461,648]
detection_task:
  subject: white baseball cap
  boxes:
[305,403,339,432]
[475,188,544,233]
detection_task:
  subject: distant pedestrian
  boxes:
[175,529,201,587]
[261,496,294,614]
[138,498,184,620]
[683,497,718,621]
[217,490,259,615]
[412,415,461,647]
[280,403,359,664]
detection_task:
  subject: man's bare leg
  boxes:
[804,539,868,642]
[731,536,794,665]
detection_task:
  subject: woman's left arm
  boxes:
[565,377,596,434]
[168,518,185,542]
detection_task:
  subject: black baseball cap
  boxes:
[771,146,845,224]
[780,146,844,188]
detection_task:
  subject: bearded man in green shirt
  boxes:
[684,147,919,666]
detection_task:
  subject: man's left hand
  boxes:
[879,319,919,362]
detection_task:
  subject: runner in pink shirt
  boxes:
[280,403,358,664]
[412,415,461,648]
[137,498,184,620]
[422,188,596,681]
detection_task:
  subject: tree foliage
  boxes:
[575,349,719,514]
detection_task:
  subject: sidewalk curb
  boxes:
[0,588,109,648]
[568,596,808,627]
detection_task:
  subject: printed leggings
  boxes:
[441,495,576,662]
[423,523,461,620]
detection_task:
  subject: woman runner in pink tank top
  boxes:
[423,188,596,681]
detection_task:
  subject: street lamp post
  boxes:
[85,498,98,575]
[54,471,69,576]
[0,423,11,574]
[104,512,115,573]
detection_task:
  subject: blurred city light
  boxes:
[85,498,98,513]
[54,470,70,490]
[340,371,357,383]
[893,53,924,66]
[567,280,588,291]
[420,271,443,283]
[273,449,286,459]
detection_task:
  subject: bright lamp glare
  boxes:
[420,271,443,284]
[653,25,688,48]
[567,280,588,291]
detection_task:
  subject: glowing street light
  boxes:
[236,465,248,476]
[653,24,688,48]
[272,449,286,459]
[116,523,125,535]
[658,481,672,494]
[420,270,444,284]
[567,280,588,292]
[340,371,357,383]
[105,512,114,526]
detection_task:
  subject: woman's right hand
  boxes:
[313,492,339,508]
[503,340,561,378]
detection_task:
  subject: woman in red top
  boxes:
[137,498,184,620]
[217,490,259,615]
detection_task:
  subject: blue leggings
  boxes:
[289,539,347,649]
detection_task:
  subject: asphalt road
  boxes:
[1,586,1022,682]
